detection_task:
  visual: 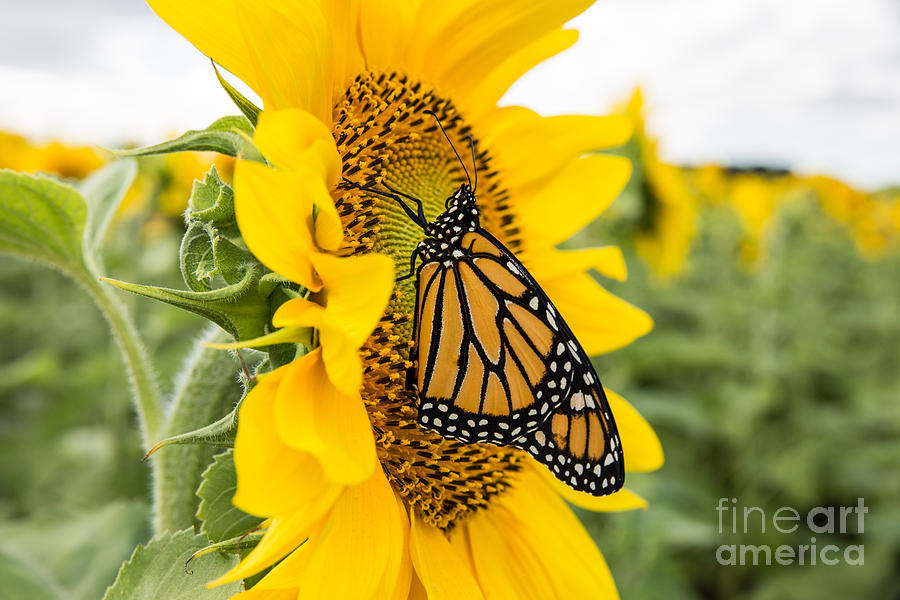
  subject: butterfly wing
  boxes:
[512,373,625,496]
[414,230,576,446]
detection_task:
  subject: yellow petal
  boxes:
[234,160,321,290]
[145,0,259,93]
[231,587,300,600]
[374,490,413,600]
[312,252,396,348]
[254,108,342,187]
[481,109,632,189]
[607,389,664,472]
[272,298,326,329]
[513,154,631,249]
[418,0,592,103]
[275,349,377,484]
[525,246,627,283]
[242,111,346,252]
[464,28,578,118]
[466,509,558,599]
[235,0,334,123]
[250,469,404,599]
[409,511,485,600]
[359,0,417,70]
[319,0,366,97]
[409,575,429,600]
[499,468,620,600]
[230,366,340,517]
[532,458,648,511]
[219,364,345,585]
[318,324,365,396]
[211,511,326,586]
[543,273,653,355]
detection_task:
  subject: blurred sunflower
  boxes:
[147,0,661,597]
[0,131,104,178]
[622,89,698,277]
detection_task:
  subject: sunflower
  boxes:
[147,0,661,596]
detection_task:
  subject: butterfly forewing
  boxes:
[415,230,576,445]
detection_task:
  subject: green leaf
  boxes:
[0,547,63,600]
[110,116,264,162]
[213,63,261,127]
[0,170,87,274]
[79,159,137,269]
[197,450,263,543]
[103,529,240,600]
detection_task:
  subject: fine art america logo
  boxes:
[715,498,867,566]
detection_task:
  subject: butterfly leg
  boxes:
[396,245,421,282]
[382,183,427,225]
[341,178,426,229]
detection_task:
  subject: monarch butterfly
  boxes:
[344,116,624,496]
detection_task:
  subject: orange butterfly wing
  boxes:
[414,231,575,446]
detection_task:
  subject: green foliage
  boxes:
[0,502,149,600]
[197,450,263,543]
[585,198,900,600]
[0,547,63,600]
[0,171,88,274]
[111,116,263,162]
[102,529,241,600]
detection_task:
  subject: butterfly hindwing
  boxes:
[414,230,576,446]
[512,371,625,496]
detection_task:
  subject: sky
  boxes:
[1,0,899,189]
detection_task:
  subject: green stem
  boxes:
[79,274,165,447]
[151,328,243,533]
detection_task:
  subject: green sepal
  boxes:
[213,62,261,127]
[103,265,269,341]
[144,402,240,461]
[109,116,265,162]
[185,532,264,570]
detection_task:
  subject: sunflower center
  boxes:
[331,72,525,530]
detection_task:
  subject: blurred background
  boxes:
[1,1,899,599]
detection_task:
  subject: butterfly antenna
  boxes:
[424,110,472,189]
[466,135,478,192]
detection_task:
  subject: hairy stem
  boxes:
[151,327,244,533]
[80,274,165,447]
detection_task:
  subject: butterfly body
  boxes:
[409,183,625,496]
